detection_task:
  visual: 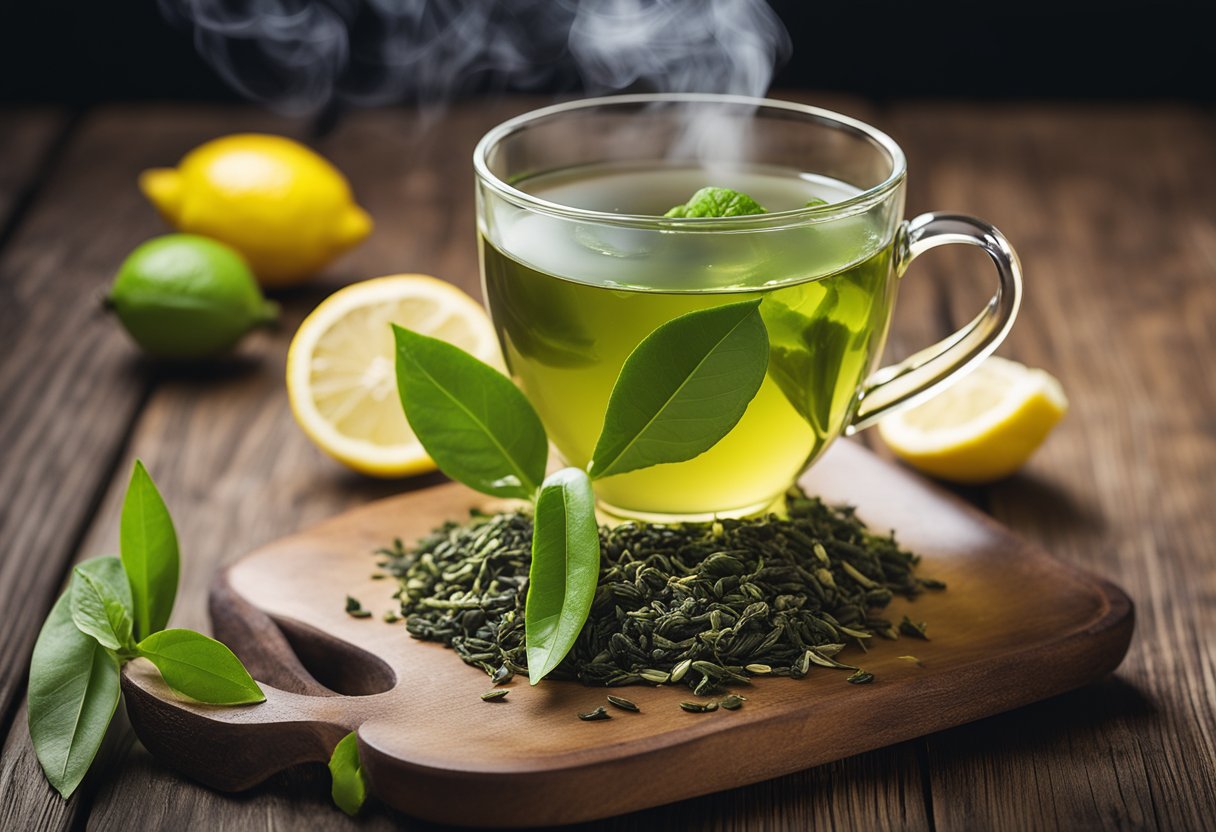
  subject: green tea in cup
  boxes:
[475,95,1021,521]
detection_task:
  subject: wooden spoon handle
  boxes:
[120,573,366,792]
[209,572,334,697]
[121,660,356,792]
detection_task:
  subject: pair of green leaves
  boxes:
[394,298,770,685]
[29,461,264,799]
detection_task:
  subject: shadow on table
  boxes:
[235,740,933,832]
[110,273,373,386]
[327,467,452,505]
[857,435,1105,539]
[124,353,267,383]
[925,675,1154,761]
[989,470,1107,537]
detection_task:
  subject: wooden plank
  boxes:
[35,95,929,830]
[0,105,76,826]
[886,102,1216,831]
[0,104,310,832]
[0,110,66,227]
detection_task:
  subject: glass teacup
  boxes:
[475,94,1020,521]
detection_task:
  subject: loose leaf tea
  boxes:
[719,694,747,710]
[900,616,930,640]
[589,300,770,480]
[386,488,941,692]
[606,694,640,712]
[345,596,372,619]
[393,324,548,500]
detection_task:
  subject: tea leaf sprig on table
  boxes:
[28,461,264,799]
[393,299,770,684]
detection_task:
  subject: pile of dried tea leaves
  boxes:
[377,487,943,693]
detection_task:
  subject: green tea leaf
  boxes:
[70,557,135,652]
[763,293,853,439]
[136,629,265,705]
[393,325,547,500]
[28,592,121,798]
[664,187,768,218]
[525,468,600,684]
[120,460,179,640]
[589,301,770,480]
[328,731,367,816]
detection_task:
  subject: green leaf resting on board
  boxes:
[328,731,368,815]
[136,629,265,705]
[120,460,179,640]
[393,325,548,500]
[28,592,122,798]
[69,557,135,652]
[588,301,770,480]
[525,468,601,684]
[664,187,768,218]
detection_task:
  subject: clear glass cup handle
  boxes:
[848,212,1023,433]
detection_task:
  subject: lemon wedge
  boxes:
[877,356,1068,484]
[287,275,503,477]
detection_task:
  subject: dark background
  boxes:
[0,1,1207,107]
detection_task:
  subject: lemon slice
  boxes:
[287,275,503,477]
[877,356,1068,484]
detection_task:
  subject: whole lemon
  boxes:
[108,234,279,358]
[139,134,373,287]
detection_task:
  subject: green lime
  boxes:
[108,234,279,358]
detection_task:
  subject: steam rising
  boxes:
[159,0,790,116]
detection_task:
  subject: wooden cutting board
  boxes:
[120,441,1133,827]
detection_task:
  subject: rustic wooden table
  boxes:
[0,94,1213,831]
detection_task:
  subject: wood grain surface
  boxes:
[0,94,1212,830]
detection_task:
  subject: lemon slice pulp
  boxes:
[287,275,503,477]
[877,356,1068,484]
